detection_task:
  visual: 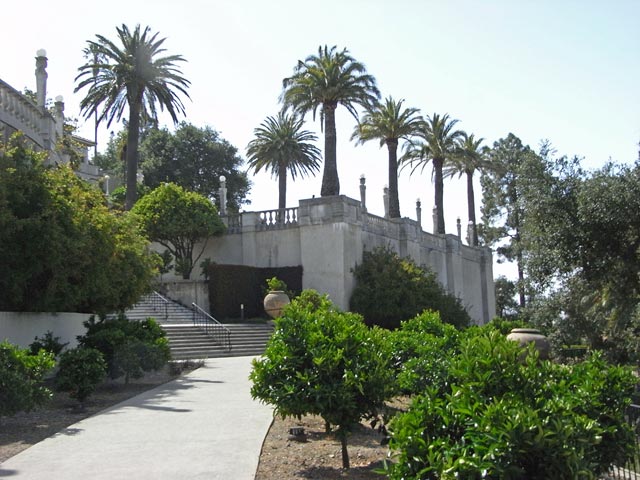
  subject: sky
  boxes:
[2,0,639,277]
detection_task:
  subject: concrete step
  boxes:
[124,293,274,359]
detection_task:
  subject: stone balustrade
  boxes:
[256,207,298,230]
[0,79,48,147]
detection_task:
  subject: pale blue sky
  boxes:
[2,1,639,276]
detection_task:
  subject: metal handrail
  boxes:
[147,291,169,322]
[191,303,231,351]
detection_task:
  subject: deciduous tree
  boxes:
[132,183,225,279]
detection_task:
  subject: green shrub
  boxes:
[0,138,158,314]
[389,311,461,395]
[114,338,171,384]
[0,341,55,416]
[385,330,637,479]
[29,331,68,357]
[250,290,394,468]
[350,246,470,329]
[78,314,170,380]
[55,347,107,406]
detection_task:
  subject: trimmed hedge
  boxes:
[208,265,302,319]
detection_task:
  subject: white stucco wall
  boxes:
[0,312,91,349]
[151,195,496,324]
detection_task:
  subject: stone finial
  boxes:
[432,207,438,234]
[219,175,227,215]
[54,96,64,138]
[35,49,48,109]
[383,186,389,219]
[359,174,366,211]
[457,217,462,239]
[467,221,477,246]
[416,198,422,229]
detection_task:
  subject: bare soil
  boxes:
[255,414,391,479]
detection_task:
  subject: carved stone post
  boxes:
[416,198,422,229]
[219,175,227,216]
[35,49,48,109]
[467,221,476,246]
[432,207,438,234]
[383,186,389,218]
[54,96,64,140]
[359,174,367,211]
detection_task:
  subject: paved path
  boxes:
[0,356,274,479]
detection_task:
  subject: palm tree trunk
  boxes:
[434,156,445,234]
[321,103,339,196]
[278,162,287,219]
[466,170,478,245]
[387,139,401,218]
[125,99,141,211]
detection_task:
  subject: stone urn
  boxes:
[263,290,290,319]
[506,328,551,360]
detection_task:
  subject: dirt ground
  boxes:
[255,414,391,479]
[0,365,397,479]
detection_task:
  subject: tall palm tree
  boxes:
[351,97,422,218]
[246,112,322,210]
[75,24,190,210]
[402,113,464,234]
[281,45,380,197]
[444,132,487,245]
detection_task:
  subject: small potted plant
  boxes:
[263,277,290,318]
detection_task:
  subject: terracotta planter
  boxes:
[263,290,290,319]
[506,328,551,360]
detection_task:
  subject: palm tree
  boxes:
[402,113,464,234]
[444,132,487,246]
[281,45,380,197]
[246,112,322,210]
[75,24,190,210]
[351,97,422,218]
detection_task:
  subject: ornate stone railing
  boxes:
[0,79,47,148]
[257,207,298,231]
[224,214,242,234]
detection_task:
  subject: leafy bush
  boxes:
[55,347,107,406]
[0,136,158,314]
[0,341,55,416]
[78,315,171,381]
[388,311,461,395]
[350,246,470,329]
[250,290,394,468]
[114,338,171,384]
[29,331,68,357]
[385,330,637,479]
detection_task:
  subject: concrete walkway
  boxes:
[0,356,274,479]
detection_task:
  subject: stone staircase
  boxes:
[124,292,274,360]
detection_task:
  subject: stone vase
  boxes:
[263,290,290,319]
[506,328,551,360]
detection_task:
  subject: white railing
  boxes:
[0,79,46,147]
[257,207,298,230]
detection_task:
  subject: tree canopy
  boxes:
[75,24,190,210]
[0,135,158,314]
[246,112,321,210]
[352,97,422,218]
[132,182,225,279]
[281,45,380,196]
[140,123,250,212]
